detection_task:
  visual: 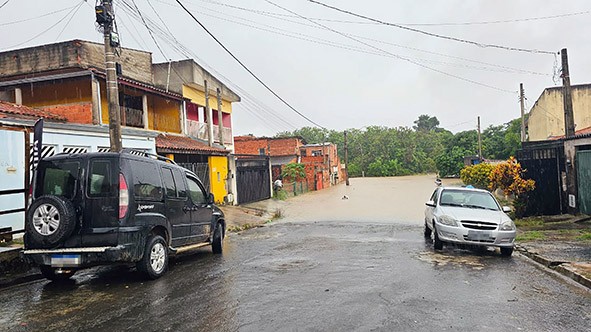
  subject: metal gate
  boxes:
[178,162,210,192]
[576,150,591,214]
[236,156,270,204]
[517,145,564,216]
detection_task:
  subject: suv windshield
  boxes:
[35,160,80,199]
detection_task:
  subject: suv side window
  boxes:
[161,167,177,198]
[88,160,112,197]
[172,168,187,199]
[186,177,206,204]
[129,160,163,201]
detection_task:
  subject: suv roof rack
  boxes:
[121,149,177,165]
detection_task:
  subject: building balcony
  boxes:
[186,119,232,145]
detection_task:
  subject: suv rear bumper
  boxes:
[23,244,140,268]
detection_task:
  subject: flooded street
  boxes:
[1,176,590,331]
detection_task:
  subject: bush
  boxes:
[460,163,494,189]
[489,157,535,218]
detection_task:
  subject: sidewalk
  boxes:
[515,215,591,289]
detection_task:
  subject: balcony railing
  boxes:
[186,119,232,145]
[121,107,144,128]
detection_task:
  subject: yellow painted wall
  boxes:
[529,87,591,141]
[208,155,228,204]
[99,81,182,133]
[150,97,182,133]
[182,85,233,114]
[22,78,92,107]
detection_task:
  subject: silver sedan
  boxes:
[424,186,516,256]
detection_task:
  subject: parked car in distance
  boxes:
[24,150,226,281]
[424,186,516,256]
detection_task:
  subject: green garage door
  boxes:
[576,150,591,214]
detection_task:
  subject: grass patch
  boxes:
[576,232,591,241]
[273,190,289,201]
[514,218,545,228]
[516,231,546,242]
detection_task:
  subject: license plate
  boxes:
[51,254,81,267]
[467,231,492,241]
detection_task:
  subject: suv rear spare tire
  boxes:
[26,195,77,248]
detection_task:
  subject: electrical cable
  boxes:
[265,0,517,94]
[54,2,84,41]
[305,0,556,55]
[174,0,326,129]
[183,4,550,76]
[0,5,79,27]
[194,0,590,27]
[1,1,85,50]
[0,0,10,10]
[114,0,308,132]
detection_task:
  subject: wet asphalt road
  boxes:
[1,176,590,331]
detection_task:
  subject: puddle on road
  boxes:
[249,257,318,273]
[416,251,487,270]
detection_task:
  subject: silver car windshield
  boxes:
[439,190,499,211]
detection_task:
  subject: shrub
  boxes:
[281,163,306,182]
[489,157,535,217]
[460,163,494,189]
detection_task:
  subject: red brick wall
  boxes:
[234,136,303,156]
[40,102,93,124]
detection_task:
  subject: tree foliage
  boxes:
[460,163,495,189]
[274,115,522,178]
[281,163,306,182]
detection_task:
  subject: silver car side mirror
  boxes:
[426,200,436,207]
[502,206,511,213]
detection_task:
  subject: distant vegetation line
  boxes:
[275,114,522,177]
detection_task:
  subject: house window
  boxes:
[312,150,323,156]
[301,150,307,157]
[120,93,144,128]
[259,148,266,155]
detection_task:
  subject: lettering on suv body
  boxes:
[137,204,155,212]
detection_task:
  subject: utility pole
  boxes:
[96,1,122,152]
[204,80,213,147]
[216,88,224,147]
[561,48,576,138]
[477,116,482,161]
[520,83,526,142]
[344,130,349,186]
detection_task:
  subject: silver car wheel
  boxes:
[32,204,61,236]
[150,242,166,273]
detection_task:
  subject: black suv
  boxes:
[23,150,226,281]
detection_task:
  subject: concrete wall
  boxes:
[0,40,153,84]
[529,85,591,141]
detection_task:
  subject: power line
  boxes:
[182,3,550,77]
[265,0,516,94]
[114,1,300,132]
[55,2,84,41]
[194,0,590,27]
[0,0,10,10]
[174,0,326,129]
[1,1,85,50]
[306,0,556,55]
[0,5,78,27]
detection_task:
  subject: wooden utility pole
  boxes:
[204,80,213,147]
[520,83,526,142]
[561,48,576,138]
[98,0,122,151]
[477,116,482,161]
[216,88,224,146]
[344,131,349,186]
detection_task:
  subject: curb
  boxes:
[516,245,591,290]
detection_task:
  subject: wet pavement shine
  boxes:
[1,176,590,331]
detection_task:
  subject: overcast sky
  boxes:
[1,0,590,136]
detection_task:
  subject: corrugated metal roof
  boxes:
[0,101,65,121]
[156,134,229,156]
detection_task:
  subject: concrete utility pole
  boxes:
[520,83,526,142]
[561,48,576,138]
[477,116,482,161]
[344,131,349,186]
[216,87,224,146]
[97,0,122,152]
[204,80,213,147]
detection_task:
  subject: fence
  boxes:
[281,181,309,196]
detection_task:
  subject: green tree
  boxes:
[281,163,306,182]
[413,114,440,132]
[435,146,468,177]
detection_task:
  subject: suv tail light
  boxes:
[119,173,129,220]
